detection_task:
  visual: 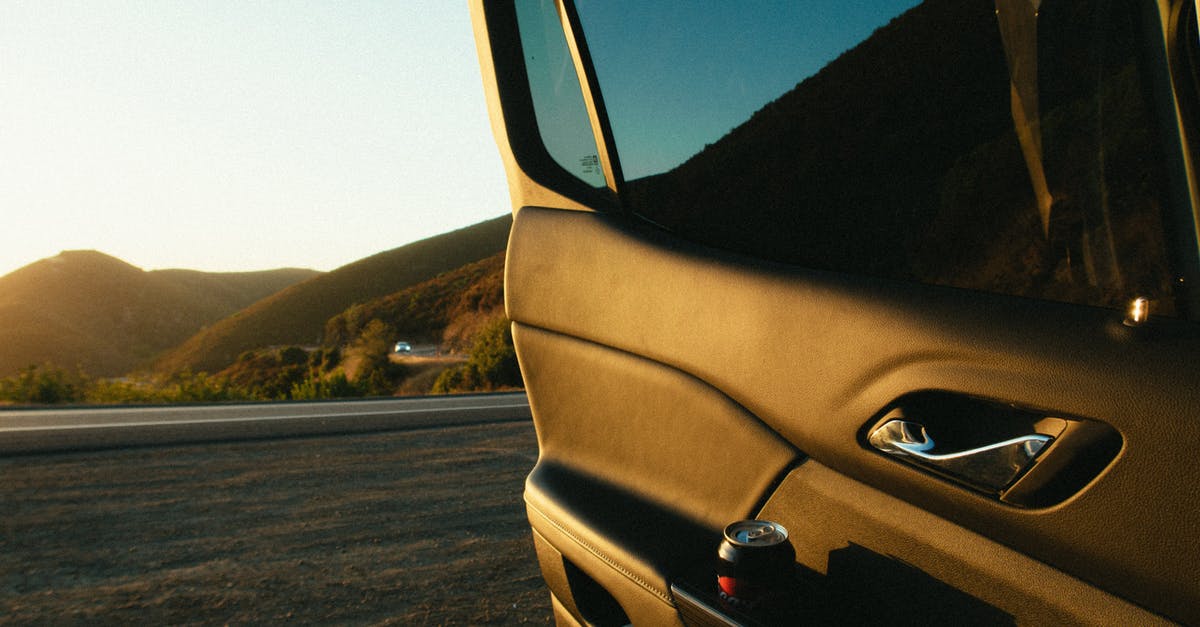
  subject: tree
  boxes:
[353,319,407,396]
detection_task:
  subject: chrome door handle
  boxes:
[868,419,1053,493]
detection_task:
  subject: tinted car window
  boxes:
[515,0,606,188]
[575,0,1188,316]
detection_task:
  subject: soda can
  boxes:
[716,519,795,611]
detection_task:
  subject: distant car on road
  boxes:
[393,341,412,354]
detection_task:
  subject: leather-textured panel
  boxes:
[759,462,1170,626]
[515,324,798,624]
[505,206,1200,623]
[514,323,799,531]
[531,515,683,626]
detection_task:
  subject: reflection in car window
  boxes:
[515,0,606,188]
[573,0,1187,316]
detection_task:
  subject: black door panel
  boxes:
[515,324,799,531]
[516,321,800,623]
[756,462,1168,625]
[506,206,1200,623]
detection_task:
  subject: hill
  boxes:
[624,0,1014,275]
[153,214,512,375]
[323,251,505,352]
[624,0,1169,311]
[0,251,319,377]
[201,252,508,401]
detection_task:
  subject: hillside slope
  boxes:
[0,251,319,377]
[154,214,512,375]
[324,251,505,351]
[624,0,1168,310]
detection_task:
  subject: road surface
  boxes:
[0,393,531,455]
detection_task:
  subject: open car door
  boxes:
[471,1,1200,624]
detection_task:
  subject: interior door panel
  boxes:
[755,463,1167,625]
[516,324,799,531]
[507,206,1200,625]
[516,322,799,624]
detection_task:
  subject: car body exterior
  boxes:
[471,1,1200,625]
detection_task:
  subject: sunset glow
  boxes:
[0,1,508,277]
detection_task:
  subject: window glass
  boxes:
[515,0,606,188]
[574,0,1186,316]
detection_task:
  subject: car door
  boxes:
[470,1,1200,625]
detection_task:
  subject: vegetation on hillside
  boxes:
[152,214,512,375]
[304,251,516,398]
[431,317,521,394]
[0,248,519,405]
[324,252,505,351]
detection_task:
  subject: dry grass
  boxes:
[0,422,550,625]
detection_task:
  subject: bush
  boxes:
[279,346,309,366]
[258,364,308,400]
[163,370,240,403]
[290,372,361,400]
[349,319,411,396]
[88,370,244,404]
[86,378,163,404]
[467,317,522,388]
[432,317,521,394]
[322,346,342,371]
[0,364,87,404]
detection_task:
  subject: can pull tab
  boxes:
[744,526,773,542]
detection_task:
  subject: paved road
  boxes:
[0,392,531,455]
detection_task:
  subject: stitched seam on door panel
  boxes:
[526,499,674,605]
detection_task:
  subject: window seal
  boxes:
[557,0,628,205]
[1154,0,1200,317]
[479,1,620,212]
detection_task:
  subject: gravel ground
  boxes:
[0,421,551,625]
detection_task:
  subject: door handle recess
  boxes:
[868,419,1053,493]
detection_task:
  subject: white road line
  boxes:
[0,401,530,433]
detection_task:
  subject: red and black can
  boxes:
[716,519,795,611]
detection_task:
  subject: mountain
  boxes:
[153,214,512,375]
[624,0,1015,276]
[0,251,319,377]
[623,0,1169,311]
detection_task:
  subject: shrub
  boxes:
[322,346,342,371]
[0,364,87,404]
[279,346,309,366]
[259,364,308,400]
[351,319,409,396]
[467,317,522,389]
[86,378,168,404]
[432,317,521,394]
[163,370,240,403]
[290,372,361,400]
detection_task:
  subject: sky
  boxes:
[0,1,510,278]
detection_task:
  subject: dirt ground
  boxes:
[0,421,552,625]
